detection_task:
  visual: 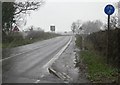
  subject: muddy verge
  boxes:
[49,37,89,83]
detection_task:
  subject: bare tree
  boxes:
[110,15,118,29]
[117,2,120,28]
[14,0,45,15]
[2,0,45,34]
[71,22,77,33]
[14,0,45,27]
[71,20,82,34]
[81,20,103,34]
[111,2,119,29]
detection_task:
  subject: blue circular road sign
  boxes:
[104,4,115,15]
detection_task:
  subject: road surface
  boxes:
[2,36,72,83]
[2,35,89,83]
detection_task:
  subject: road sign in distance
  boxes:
[50,25,55,31]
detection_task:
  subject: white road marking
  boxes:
[34,80,40,83]
[0,37,65,62]
[34,36,72,83]
[0,49,39,62]
[64,81,69,83]
[42,36,72,69]
[0,52,26,62]
[1,37,62,62]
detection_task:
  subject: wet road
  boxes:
[50,36,89,83]
[2,36,72,83]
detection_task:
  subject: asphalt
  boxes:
[2,36,71,83]
[50,36,89,83]
[1,35,89,83]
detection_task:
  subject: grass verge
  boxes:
[80,50,119,83]
[75,35,119,83]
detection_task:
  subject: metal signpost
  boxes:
[104,4,115,63]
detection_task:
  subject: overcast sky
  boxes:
[23,0,118,32]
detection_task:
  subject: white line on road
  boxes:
[0,37,64,62]
[1,43,51,62]
[34,80,40,83]
[0,52,26,62]
[42,36,72,69]
[34,36,72,83]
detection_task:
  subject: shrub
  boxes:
[85,28,120,68]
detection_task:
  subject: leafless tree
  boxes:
[71,22,77,33]
[81,20,103,34]
[110,15,118,29]
[14,0,45,27]
[14,0,45,15]
[71,20,82,34]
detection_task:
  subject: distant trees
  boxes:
[71,20,103,34]
[3,24,60,48]
[81,20,103,34]
[71,20,82,34]
[27,30,44,40]
[109,1,120,29]
[103,15,118,30]
[110,15,118,29]
[118,2,120,28]
[71,22,77,33]
[25,25,44,39]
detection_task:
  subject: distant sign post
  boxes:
[104,4,115,64]
[50,25,55,32]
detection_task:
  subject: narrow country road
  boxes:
[2,36,72,83]
[2,35,89,83]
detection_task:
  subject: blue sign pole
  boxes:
[104,4,115,64]
[104,4,115,30]
[104,4,115,31]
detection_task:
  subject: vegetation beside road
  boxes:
[2,31,60,48]
[80,50,118,83]
[75,29,119,83]
[2,1,46,48]
[85,29,119,68]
